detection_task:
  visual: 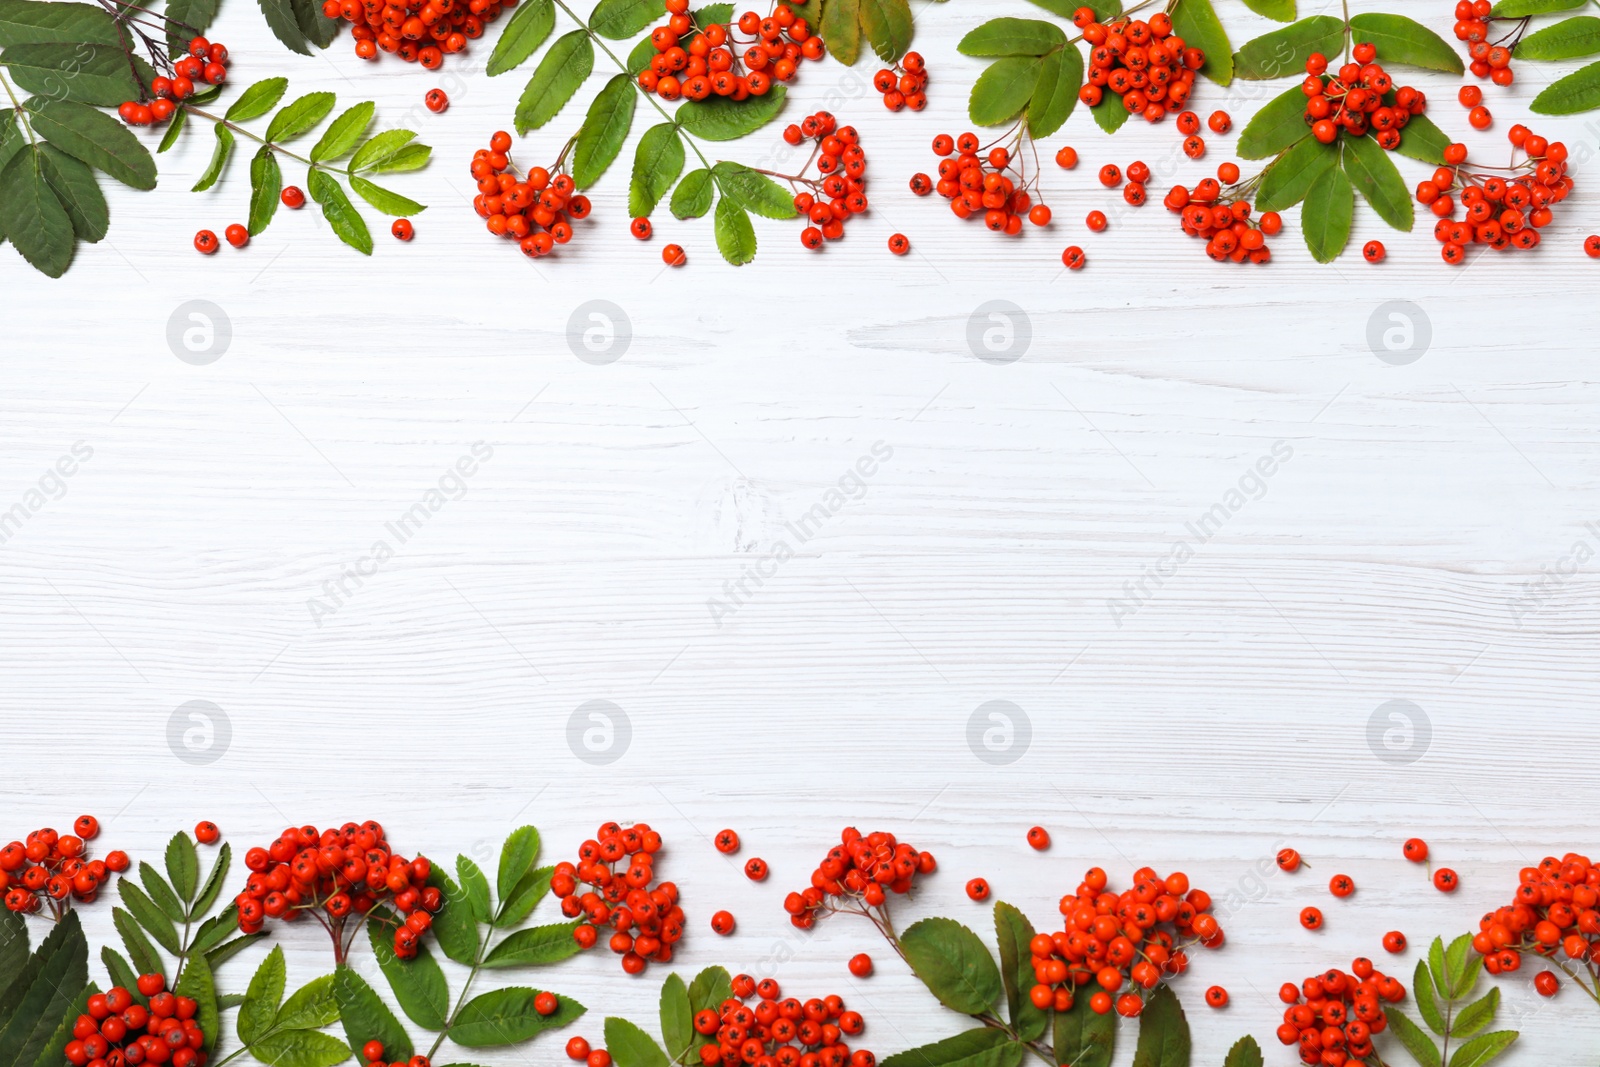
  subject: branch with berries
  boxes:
[1447,0,1600,115]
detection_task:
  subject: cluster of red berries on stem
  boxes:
[1163,162,1278,264]
[1415,126,1571,264]
[1452,0,1518,85]
[1027,866,1224,1018]
[117,37,230,127]
[1274,959,1406,1066]
[1072,8,1202,122]
[783,828,934,931]
[471,131,592,258]
[690,975,873,1067]
[322,0,503,66]
[359,1040,432,1067]
[775,112,870,249]
[237,820,438,963]
[554,821,683,974]
[872,51,927,111]
[915,129,1051,235]
[1301,44,1423,150]
[1473,852,1600,999]
[65,976,207,1067]
[639,0,822,102]
[2,815,125,918]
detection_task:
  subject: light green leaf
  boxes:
[311,101,374,162]
[1492,0,1583,14]
[1445,933,1480,999]
[482,922,586,968]
[603,1017,669,1067]
[878,1030,1025,1067]
[1518,15,1600,59]
[1414,959,1446,1036]
[1454,987,1500,1039]
[450,988,585,1048]
[1393,113,1449,165]
[496,866,554,929]
[278,974,340,1030]
[349,174,424,216]
[659,974,693,1059]
[488,0,554,74]
[164,833,199,905]
[573,74,635,189]
[1384,1009,1442,1067]
[226,77,290,121]
[252,1030,352,1067]
[859,0,912,62]
[307,168,372,254]
[1531,58,1600,113]
[1237,84,1312,158]
[958,17,1064,55]
[515,29,594,132]
[426,869,479,965]
[712,161,795,219]
[969,56,1041,125]
[1448,1031,1517,1067]
[1342,133,1412,231]
[456,857,491,924]
[116,879,180,953]
[1170,0,1231,83]
[670,167,714,219]
[350,129,417,171]
[369,143,429,173]
[1232,15,1344,79]
[1243,0,1294,21]
[819,0,858,65]
[713,195,756,265]
[174,952,219,1055]
[157,104,187,153]
[629,123,684,218]
[1348,13,1463,73]
[1028,44,1082,138]
[1091,93,1130,133]
[265,91,336,143]
[247,145,281,235]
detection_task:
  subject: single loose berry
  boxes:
[1586,235,1600,258]
[1300,907,1324,930]
[662,243,686,266]
[887,233,910,255]
[195,822,220,845]
[74,816,99,839]
[1469,105,1492,130]
[848,953,873,977]
[363,1043,385,1064]
[631,217,653,239]
[425,88,449,113]
[224,223,248,248]
[1027,205,1051,226]
[1277,848,1303,872]
[565,1040,590,1062]
[281,185,305,209]
[1085,210,1107,232]
[715,830,739,854]
[1363,240,1386,262]
[1026,826,1049,850]
[1403,838,1428,862]
[966,878,990,901]
[1207,110,1231,133]
[1204,985,1228,1008]
[194,229,219,254]
[1061,245,1085,269]
[1535,971,1560,997]
[711,910,735,935]
[1330,874,1355,898]
[1098,164,1121,187]
[1434,868,1459,892]
[1055,146,1078,169]
[392,218,414,241]
[588,1051,612,1067]
[1383,931,1407,954]
[744,858,768,881]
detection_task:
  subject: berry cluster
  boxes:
[1301,44,1424,150]
[871,52,926,111]
[471,131,592,258]
[237,821,438,962]
[777,112,870,249]
[116,37,230,126]
[1273,960,1406,1066]
[783,828,935,930]
[359,1040,434,1067]
[1473,852,1600,994]
[638,0,822,102]
[916,131,1051,235]
[1452,0,1517,85]
[1026,866,1224,1018]
[554,821,683,974]
[1071,8,1202,122]
[321,0,505,66]
[694,975,873,1067]
[1415,126,1571,264]
[1176,109,1230,159]
[1162,162,1278,264]
[65,976,206,1067]
[1,815,126,918]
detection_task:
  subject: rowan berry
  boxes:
[631,217,653,239]
[1382,931,1407,953]
[588,1050,613,1067]
[1401,838,1428,862]
[1300,907,1324,930]
[1061,245,1085,269]
[565,1039,591,1062]
[391,218,414,241]
[1330,875,1355,898]
[1586,235,1600,257]
[873,53,928,110]
[1535,971,1559,997]
[193,822,220,845]
[1026,827,1050,850]
[1275,958,1404,1058]
[224,224,249,248]
[965,878,990,901]
[1207,110,1230,133]
[1469,105,1492,129]
[74,816,98,840]
[745,858,769,881]
[848,953,873,977]
[1182,136,1205,159]
[1433,867,1460,891]
[425,89,449,112]
[1055,146,1077,169]
[1363,239,1385,262]
[364,1043,386,1064]
[887,233,910,255]
[1205,986,1228,1008]
[194,230,219,254]
[1098,164,1121,187]
[1176,111,1200,135]
[714,829,740,854]
[534,992,559,1016]
[1277,848,1303,872]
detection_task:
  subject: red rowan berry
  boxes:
[965,878,990,901]
[534,993,558,1016]
[744,858,769,881]
[425,89,448,112]
[1434,868,1459,891]
[1277,848,1302,872]
[1382,931,1407,953]
[1026,826,1049,850]
[716,830,739,853]
[1330,874,1355,898]
[887,233,909,255]
[1085,210,1107,232]
[391,218,414,241]
[588,1051,612,1067]
[1469,105,1492,129]
[631,217,653,239]
[1362,239,1385,262]
[1062,245,1085,269]
[194,230,219,254]
[224,224,249,248]
[1055,146,1077,169]
[1300,907,1324,930]
[1182,135,1205,159]
[194,822,220,845]
[1535,971,1559,997]
[848,953,873,977]
[1402,838,1428,862]
[1205,986,1228,1008]
[1216,161,1239,184]
[1098,164,1121,187]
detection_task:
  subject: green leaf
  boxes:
[958,17,1065,55]
[1393,113,1449,165]
[497,866,554,930]
[100,949,143,1005]
[1493,0,1583,14]
[193,125,237,194]
[110,908,162,977]
[1170,0,1231,83]
[174,952,219,1055]
[819,0,858,65]
[1348,13,1463,73]
[1414,960,1445,1036]
[993,903,1046,1043]
[247,145,281,235]
[0,0,121,46]
[482,922,585,968]
[713,194,755,265]
[677,84,786,140]
[1384,1009,1442,1067]
[1428,938,1448,995]
[573,73,635,188]
[712,161,795,219]
[426,869,479,965]
[1454,987,1499,1039]
[370,143,429,172]
[116,880,181,953]
[1448,1031,1517,1067]
[275,974,339,1031]
[256,0,311,53]
[1300,163,1352,262]
[226,78,291,121]
[350,128,417,171]
[205,935,263,971]
[879,1030,1024,1067]
[588,0,655,37]
[1232,15,1344,79]
[1028,44,1082,138]
[450,988,584,1048]
[515,30,594,132]
[1532,58,1600,112]
[1342,133,1411,230]
[334,967,411,1061]
[1091,94,1130,133]
[670,167,714,219]
[604,1017,670,1067]
[0,911,89,1067]
[167,835,201,907]
[157,104,187,153]
[1222,1036,1263,1067]
[311,101,374,162]
[859,0,912,62]
[1445,933,1479,1000]
[1131,986,1189,1067]
[34,982,93,1067]
[368,916,449,1031]
[970,56,1040,125]
[659,974,693,1060]
[687,967,733,1020]
[0,42,145,105]
[456,857,492,924]
[1021,0,1111,16]
[163,0,221,54]
[24,98,156,188]
[1053,992,1114,1067]
[238,947,286,1046]
[900,917,1004,1016]
[1237,84,1311,158]
[191,844,231,924]
[253,1032,352,1067]
[265,91,336,143]
[292,0,341,47]
[629,123,684,217]
[1519,15,1600,59]
[488,0,554,73]
[1242,0,1293,21]
[349,174,424,216]
[307,168,372,254]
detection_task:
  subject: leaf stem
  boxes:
[179,102,353,175]
[1,63,39,145]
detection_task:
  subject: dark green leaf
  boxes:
[1384,1009,1441,1067]
[277,974,340,1030]
[1454,987,1499,1039]
[370,143,429,172]
[311,101,374,162]
[116,880,181,954]
[970,56,1040,125]
[900,917,1003,1016]
[573,73,634,188]
[157,104,187,153]
[138,863,185,923]
[629,122,683,217]
[253,1032,352,1067]
[456,857,492,924]
[25,97,156,188]
[450,988,584,1048]
[265,91,336,143]
[307,168,371,253]
[1,42,145,105]
[712,193,755,264]
[368,916,448,1030]
[859,0,912,62]
[0,108,23,178]
[100,949,143,1006]
[677,84,786,140]
[659,974,693,1060]
[497,866,554,930]
[1533,58,1600,112]
[349,174,424,215]
[1518,15,1600,59]
[192,844,232,925]
[1091,93,1130,133]
[334,967,411,1060]
[1493,0,1582,14]
[1242,0,1294,21]
[1348,13,1463,73]
[819,0,858,65]
[515,30,594,132]
[226,77,290,121]
[482,922,585,968]
[993,903,1046,1043]
[1053,992,1113,1067]
[488,0,554,73]
[603,1016,669,1067]
[204,935,263,971]
[1232,15,1344,79]
[426,869,479,966]
[879,1030,1024,1067]
[256,0,311,53]
[1237,84,1311,158]
[1301,161,1352,262]
[687,967,733,1020]
[0,911,89,1067]
[238,946,286,1046]
[670,167,713,218]
[1393,112,1448,164]
[1414,960,1445,1035]
[589,0,654,37]
[174,952,218,1055]
[958,17,1064,56]
[0,0,120,46]
[1028,44,1081,138]
[1130,986,1189,1067]
[292,0,341,47]
[110,908,162,977]
[1448,1031,1516,1067]
[193,125,234,192]
[712,161,795,218]
[163,0,221,54]
[350,128,416,171]
[247,145,281,234]
[1222,1036,1263,1067]
[34,982,93,1067]
[1170,0,1231,83]
[1342,133,1412,230]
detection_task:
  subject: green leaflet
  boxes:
[1518,14,1600,59]
[1236,84,1311,158]
[969,55,1041,125]
[1300,162,1352,262]
[481,921,586,968]
[22,98,156,188]
[448,987,584,1048]
[264,91,337,143]
[350,175,423,216]
[677,85,786,140]
[350,129,417,171]
[858,0,912,62]
[957,17,1064,56]
[515,30,594,133]
[0,42,148,105]
[659,975,693,1061]
[192,124,234,191]
[1222,1036,1263,1067]
[604,1016,668,1067]
[367,916,448,1030]
[671,167,714,219]
[307,168,372,254]
[1242,0,1294,21]
[1347,13,1463,73]
[572,74,635,189]
[163,0,221,53]
[1492,0,1584,14]
[1091,93,1130,133]
[247,145,281,234]
[226,77,290,121]
[819,0,859,65]
[487,0,553,74]
[628,123,684,218]
[1130,986,1188,1067]
[899,917,1003,1015]
[878,1030,1024,1067]
[1169,0,1231,84]
[1532,59,1600,113]
[1028,45,1082,138]
[1393,113,1449,165]
[311,101,375,162]
[712,161,795,219]
[334,966,411,1060]
[0,0,122,46]
[1052,993,1113,1067]
[1342,132,1412,231]
[1232,15,1345,79]
[712,195,755,265]
[588,0,655,38]
[992,903,1046,1043]
[426,869,479,966]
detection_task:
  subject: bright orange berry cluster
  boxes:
[117,37,229,126]
[1163,163,1278,264]
[1,815,126,917]
[1472,852,1600,988]
[65,977,206,1067]
[871,51,926,111]
[1273,960,1406,1066]
[691,975,874,1067]
[783,828,935,930]
[1416,125,1571,264]
[555,821,683,974]
[321,0,501,65]
[470,131,592,258]
[1027,866,1223,1019]
[238,821,438,961]
[638,0,821,101]
[778,112,869,249]
[1453,0,1516,84]
[920,131,1051,234]
[1072,8,1201,122]
[1302,44,1423,150]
